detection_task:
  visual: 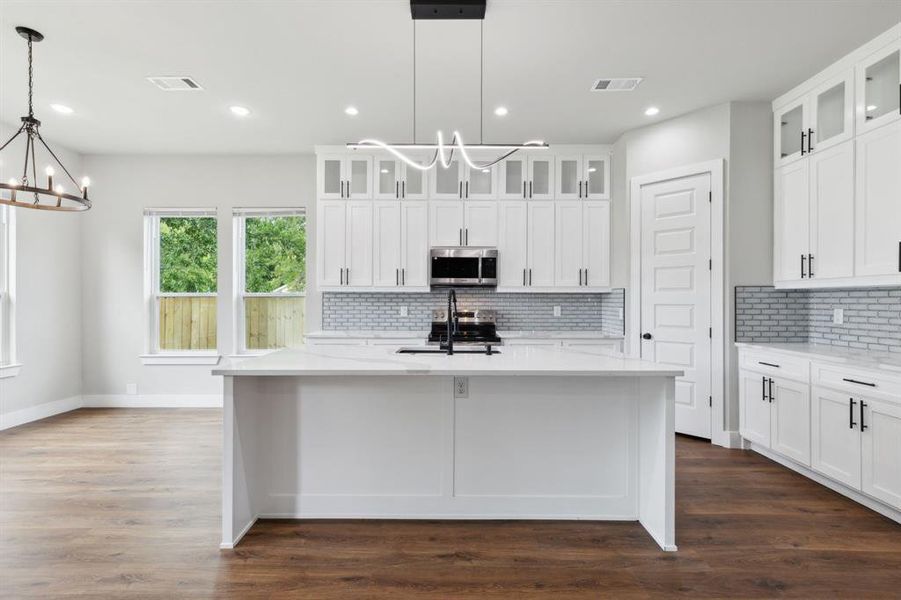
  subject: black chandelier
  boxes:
[0,26,91,212]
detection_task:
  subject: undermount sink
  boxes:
[396,346,500,355]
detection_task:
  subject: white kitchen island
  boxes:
[213,345,683,551]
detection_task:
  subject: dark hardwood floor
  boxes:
[1,408,899,599]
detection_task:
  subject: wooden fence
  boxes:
[159,296,217,350]
[245,296,305,350]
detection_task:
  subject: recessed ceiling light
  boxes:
[380,168,389,174]
[50,103,74,115]
[644,106,660,116]
[229,105,251,117]
[866,105,878,112]
[494,106,508,117]
[345,106,359,116]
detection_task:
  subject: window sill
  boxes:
[0,363,23,379]
[140,353,221,366]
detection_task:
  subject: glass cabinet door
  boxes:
[375,158,399,199]
[555,155,582,199]
[857,41,900,132]
[500,157,527,199]
[776,100,807,166]
[346,157,372,198]
[318,155,344,199]
[810,72,854,153]
[466,165,494,199]
[528,156,554,200]
[431,160,463,199]
[402,160,428,200]
[583,155,609,200]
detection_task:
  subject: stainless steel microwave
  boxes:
[429,247,498,288]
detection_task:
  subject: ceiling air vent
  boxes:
[591,77,643,92]
[146,76,204,91]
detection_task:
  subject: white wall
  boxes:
[612,101,773,439]
[79,155,317,398]
[0,122,85,421]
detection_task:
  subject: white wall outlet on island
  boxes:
[454,376,468,399]
[553,306,561,317]
[833,308,844,325]
[126,383,138,395]
[399,306,408,317]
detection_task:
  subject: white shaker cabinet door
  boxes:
[770,377,811,466]
[463,201,498,247]
[740,371,771,448]
[497,201,528,287]
[774,159,810,283]
[527,201,556,288]
[400,201,429,288]
[582,201,610,289]
[554,201,583,286]
[811,387,862,490]
[429,200,465,246]
[372,201,401,287]
[855,121,901,277]
[861,397,901,510]
[808,140,854,281]
[344,201,373,286]
[318,200,346,287]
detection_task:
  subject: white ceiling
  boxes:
[1,0,899,154]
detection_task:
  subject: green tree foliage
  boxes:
[245,216,306,293]
[159,217,218,293]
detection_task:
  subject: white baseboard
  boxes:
[0,395,83,431]
[82,394,223,408]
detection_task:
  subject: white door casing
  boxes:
[640,173,712,438]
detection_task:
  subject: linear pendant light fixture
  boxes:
[0,27,92,212]
[347,0,548,171]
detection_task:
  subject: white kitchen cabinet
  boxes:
[528,201,556,287]
[809,72,855,154]
[808,141,855,280]
[856,38,900,134]
[774,159,810,283]
[372,201,401,286]
[318,154,372,199]
[463,201,498,246]
[855,121,901,277]
[499,155,554,200]
[463,165,496,199]
[812,387,862,489]
[430,159,464,199]
[555,201,610,289]
[317,200,372,288]
[555,154,609,200]
[429,200,464,246]
[400,202,429,287]
[497,201,528,287]
[775,97,808,167]
[375,158,431,200]
[861,397,901,510]
[770,377,811,466]
[528,156,555,200]
[740,370,772,447]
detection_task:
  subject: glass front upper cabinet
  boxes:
[500,157,527,199]
[810,72,854,153]
[857,41,900,133]
[583,155,609,200]
[528,156,554,200]
[775,100,807,166]
[431,159,463,199]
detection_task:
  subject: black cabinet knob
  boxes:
[642,333,653,340]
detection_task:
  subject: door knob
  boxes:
[642,333,653,340]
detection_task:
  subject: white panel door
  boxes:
[400,202,429,287]
[527,156,554,200]
[528,201,556,288]
[318,200,346,286]
[463,201,498,247]
[640,173,712,438]
[372,201,401,287]
[344,201,372,286]
[429,200,464,246]
[809,140,854,280]
[740,372,771,447]
[861,397,901,510]
[497,201,528,287]
[770,377,811,466]
[554,201,583,286]
[811,387,862,489]
[855,121,901,277]
[499,157,527,199]
[582,201,610,289]
[774,159,810,282]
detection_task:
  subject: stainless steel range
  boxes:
[427,308,502,346]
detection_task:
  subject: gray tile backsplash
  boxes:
[735,286,901,353]
[323,288,625,334]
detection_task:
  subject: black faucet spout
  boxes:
[446,289,457,355]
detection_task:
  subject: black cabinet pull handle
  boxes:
[396,181,399,198]
[807,128,814,153]
[529,181,533,198]
[849,398,857,429]
[762,376,767,401]
[345,268,349,284]
[529,268,532,285]
[897,241,900,273]
[340,268,343,285]
[801,130,807,156]
[402,181,405,198]
[459,181,462,198]
[466,181,469,198]
[579,268,583,286]
[459,228,462,245]
[523,181,526,198]
[801,254,807,278]
[585,268,588,286]
[860,401,868,431]
[523,268,526,286]
[808,254,814,278]
[758,361,781,368]
[396,268,399,286]
[843,378,876,388]
[465,229,468,245]
[768,378,774,403]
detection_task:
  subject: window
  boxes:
[143,209,219,363]
[233,209,306,353]
[0,205,19,377]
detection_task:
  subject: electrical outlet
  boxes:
[126,383,138,396]
[454,376,468,399]
[833,308,844,325]
[399,306,408,317]
[553,305,561,317]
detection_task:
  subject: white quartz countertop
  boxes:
[736,342,901,373]
[304,330,624,340]
[213,344,681,377]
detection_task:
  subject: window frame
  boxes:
[232,208,307,355]
[0,205,20,378]
[141,208,220,365]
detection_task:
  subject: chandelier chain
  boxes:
[27,36,34,118]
